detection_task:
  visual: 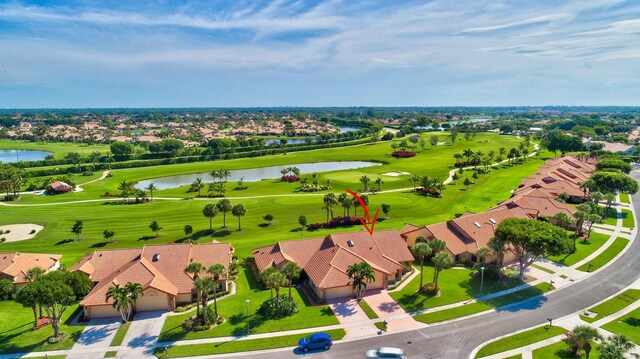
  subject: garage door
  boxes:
[136,290,169,312]
[88,305,120,319]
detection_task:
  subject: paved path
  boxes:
[328,297,379,339]
[66,316,121,359]
[363,289,422,333]
[118,310,166,358]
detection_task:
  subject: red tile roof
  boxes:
[0,252,61,284]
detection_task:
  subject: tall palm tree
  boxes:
[599,334,636,359]
[207,264,227,321]
[118,180,132,200]
[270,271,287,310]
[453,153,463,164]
[220,169,231,183]
[462,148,474,163]
[231,204,247,231]
[281,262,301,300]
[360,175,371,191]
[410,174,421,190]
[323,193,338,221]
[374,177,384,191]
[429,239,447,255]
[124,282,144,320]
[260,267,279,298]
[476,247,490,265]
[192,177,205,196]
[184,262,205,317]
[194,277,215,325]
[488,236,506,270]
[216,199,232,228]
[411,242,432,291]
[106,283,131,323]
[203,203,218,232]
[346,262,376,301]
[432,252,452,292]
[145,182,157,201]
[552,212,573,230]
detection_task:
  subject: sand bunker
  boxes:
[0,224,44,243]
[382,171,410,177]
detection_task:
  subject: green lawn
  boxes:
[475,325,566,358]
[580,289,640,323]
[548,232,609,267]
[104,351,117,358]
[0,139,111,158]
[601,207,618,226]
[156,328,346,358]
[619,193,630,204]
[576,237,629,272]
[358,299,378,319]
[414,283,554,324]
[531,264,555,274]
[109,322,129,346]
[159,264,338,342]
[621,209,635,228]
[1,148,545,266]
[0,301,85,354]
[601,306,640,344]
[532,340,600,359]
[390,265,525,312]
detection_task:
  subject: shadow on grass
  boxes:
[212,230,231,238]
[137,235,156,241]
[623,317,640,327]
[55,239,75,245]
[90,241,109,248]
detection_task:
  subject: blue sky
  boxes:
[0,0,639,108]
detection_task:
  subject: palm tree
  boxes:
[270,271,287,310]
[260,267,279,298]
[207,264,227,321]
[552,212,573,230]
[124,282,144,320]
[599,334,636,359]
[192,178,205,197]
[323,193,338,221]
[203,203,218,232]
[281,262,301,300]
[103,153,114,170]
[374,177,383,191]
[360,175,371,191]
[410,174,421,190]
[432,252,452,292]
[476,247,490,265]
[231,204,247,231]
[346,262,376,301]
[411,242,432,291]
[118,180,132,200]
[220,169,231,183]
[194,277,215,325]
[488,236,506,270]
[216,199,232,228]
[106,283,131,322]
[462,148,474,163]
[453,153,463,164]
[563,325,603,359]
[430,239,447,254]
[145,182,157,201]
[184,262,205,317]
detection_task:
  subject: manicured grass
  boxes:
[358,300,378,319]
[159,264,338,342]
[0,301,85,354]
[601,306,640,344]
[531,263,555,274]
[576,237,629,272]
[0,139,111,158]
[390,265,525,312]
[580,289,640,323]
[1,152,545,266]
[547,232,609,267]
[619,193,630,204]
[104,351,117,358]
[475,325,566,358]
[601,207,619,226]
[155,328,346,358]
[504,355,522,359]
[109,322,130,346]
[414,283,555,324]
[532,340,600,359]
[621,209,635,228]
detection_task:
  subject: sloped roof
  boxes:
[70,248,143,282]
[0,252,61,284]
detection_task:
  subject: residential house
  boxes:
[252,229,414,301]
[0,252,62,290]
[72,242,233,319]
[50,181,73,193]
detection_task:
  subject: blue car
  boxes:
[298,332,333,352]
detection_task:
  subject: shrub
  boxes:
[47,332,67,343]
[307,216,362,230]
[391,151,416,158]
[82,171,94,176]
[281,174,299,182]
[415,187,442,197]
[0,238,5,243]
[420,283,438,296]
[174,302,198,313]
[182,307,219,331]
[454,159,480,168]
[258,295,298,319]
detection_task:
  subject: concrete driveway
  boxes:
[363,289,421,332]
[328,297,379,339]
[67,316,121,359]
[117,310,167,358]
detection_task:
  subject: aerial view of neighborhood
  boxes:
[1,1,640,359]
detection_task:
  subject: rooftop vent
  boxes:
[489,218,497,224]
[474,222,481,228]
[152,254,160,262]
[347,240,355,247]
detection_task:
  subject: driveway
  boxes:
[67,316,121,359]
[363,289,421,332]
[117,310,167,358]
[328,297,379,339]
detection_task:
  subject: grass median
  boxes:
[576,237,629,272]
[154,328,346,358]
[580,289,640,323]
[548,232,609,267]
[601,306,640,344]
[475,325,566,358]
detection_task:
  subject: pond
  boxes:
[338,126,361,133]
[264,138,311,146]
[135,161,382,190]
[0,150,52,163]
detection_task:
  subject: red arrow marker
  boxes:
[346,189,379,235]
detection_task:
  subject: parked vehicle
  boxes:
[298,332,333,352]
[365,347,407,358]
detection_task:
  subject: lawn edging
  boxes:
[473,325,566,358]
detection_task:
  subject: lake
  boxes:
[0,150,52,163]
[135,161,382,190]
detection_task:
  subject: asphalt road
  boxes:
[225,173,640,359]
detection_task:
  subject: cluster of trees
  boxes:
[390,139,417,158]
[0,164,24,200]
[16,270,93,339]
[259,262,301,318]
[116,180,156,202]
[184,261,227,327]
[299,173,332,192]
[280,167,300,182]
[411,238,451,294]
[105,282,144,323]
[563,325,637,359]
[202,199,247,231]
[541,130,584,156]
[410,174,445,197]
[358,175,383,193]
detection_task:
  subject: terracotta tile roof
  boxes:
[399,223,421,234]
[252,229,413,290]
[495,188,576,218]
[0,252,61,284]
[74,242,233,308]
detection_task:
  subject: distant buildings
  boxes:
[0,252,61,290]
